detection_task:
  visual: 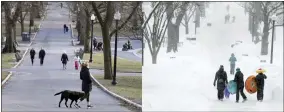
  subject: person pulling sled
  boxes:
[213,65,228,101]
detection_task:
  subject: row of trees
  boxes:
[240,2,283,55]
[143,2,205,64]
[66,2,143,79]
[1,2,48,53]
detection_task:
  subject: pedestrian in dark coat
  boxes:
[61,51,69,69]
[30,48,36,65]
[39,48,46,66]
[255,68,267,102]
[80,62,93,108]
[229,53,237,75]
[66,26,69,33]
[93,37,97,50]
[63,24,67,33]
[233,68,247,103]
[213,65,228,101]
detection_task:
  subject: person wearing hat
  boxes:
[255,68,267,102]
[233,67,247,103]
[79,62,93,108]
[229,53,237,75]
[213,65,228,101]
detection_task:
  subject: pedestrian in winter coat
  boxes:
[30,48,36,65]
[63,24,67,33]
[80,62,93,108]
[229,53,237,75]
[233,68,247,103]
[61,51,69,69]
[255,68,267,102]
[39,48,46,66]
[93,37,97,50]
[66,26,69,33]
[213,65,228,101]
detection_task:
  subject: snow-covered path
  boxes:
[142,2,283,111]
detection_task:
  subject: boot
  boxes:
[87,102,93,108]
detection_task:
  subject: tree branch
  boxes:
[109,1,141,38]
[268,2,283,15]
[92,2,104,27]
[142,2,161,30]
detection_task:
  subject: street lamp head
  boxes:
[271,14,277,21]
[91,14,96,21]
[114,11,121,20]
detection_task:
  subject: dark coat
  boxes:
[255,73,267,90]
[30,49,36,59]
[61,53,69,64]
[39,49,46,59]
[214,68,228,90]
[80,66,92,92]
[234,71,244,87]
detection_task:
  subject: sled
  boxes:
[224,87,230,98]
[245,75,257,94]
[227,80,237,94]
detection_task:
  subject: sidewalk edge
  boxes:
[1,72,13,86]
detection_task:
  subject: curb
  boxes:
[90,75,142,111]
[1,7,47,86]
[1,71,13,86]
[130,48,142,58]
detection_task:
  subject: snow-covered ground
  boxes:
[142,2,283,111]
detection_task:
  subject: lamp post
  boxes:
[142,12,145,66]
[270,14,276,64]
[89,14,95,63]
[112,11,121,85]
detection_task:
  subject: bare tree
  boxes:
[2,2,22,53]
[181,3,196,35]
[144,2,169,64]
[92,1,141,79]
[166,2,189,53]
[240,2,283,55]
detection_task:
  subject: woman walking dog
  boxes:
[79,62,93,108]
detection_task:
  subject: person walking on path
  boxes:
[39,48,46,66]
[255,68,267,102]
[233,68,247,103]
[93,37,97,50]
[63,24,67,33]
[79,62,93,108]
[61,50,69,69]
[229,53,237,75]
[213,65,228,101]
[30,48,36,65]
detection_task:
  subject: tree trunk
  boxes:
[173,25,179,52]
[3,21,15,53]
[167,22,175,53]
[185,21,189,34]
[101,26,113,79]
[151,52,157,64]
[13,25,16,42]
[261,16,269,55]
[84,12,90,53]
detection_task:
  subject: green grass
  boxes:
[83,53,142,73]
[72,23,133,38]
[93,75,142,104]
[1,53,16,69]
[1,71,9,82]
[1,20,40,41]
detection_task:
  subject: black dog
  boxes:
[54,90,85,108]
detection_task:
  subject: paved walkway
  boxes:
[2,2,130,111]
